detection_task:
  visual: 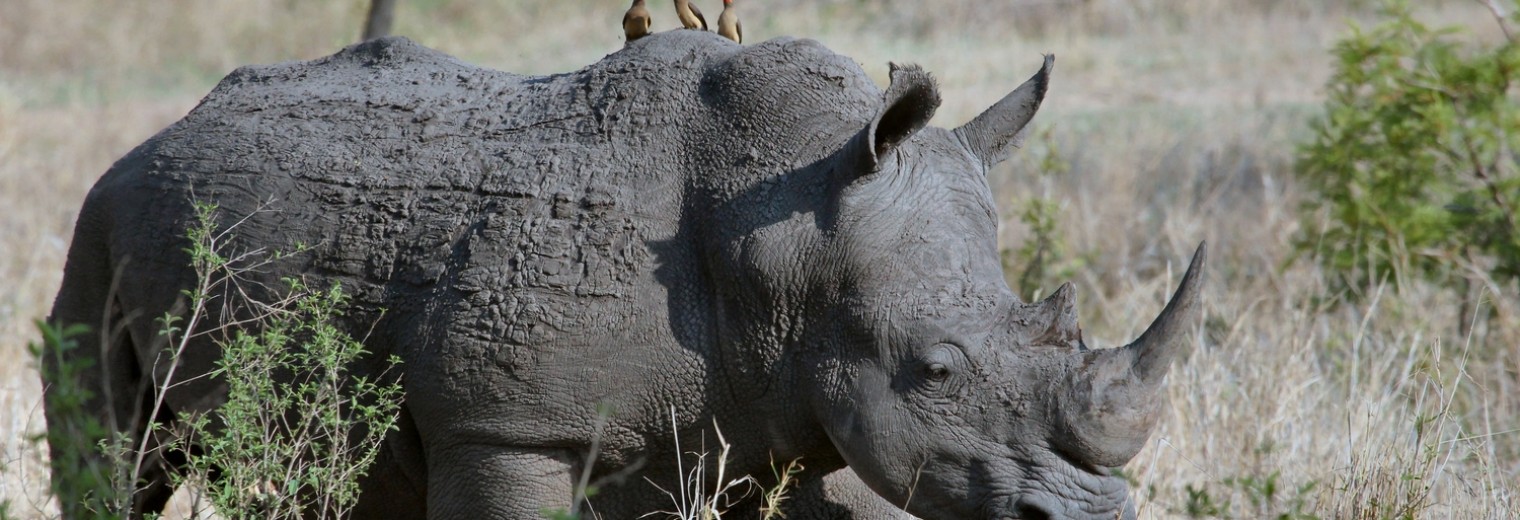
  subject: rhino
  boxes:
[45,31,1205,519]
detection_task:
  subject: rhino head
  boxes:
[765,56,1206,519]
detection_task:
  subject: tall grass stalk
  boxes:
[643,409,756,520]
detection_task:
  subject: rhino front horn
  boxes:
[1125,241,1207,386]
[1056,242,1206,467]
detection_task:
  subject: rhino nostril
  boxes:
[1013,500,1054,520]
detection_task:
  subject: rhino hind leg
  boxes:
[349,406,429,519]
[43,232,187,519]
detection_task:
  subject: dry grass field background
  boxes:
[1,0,1516,518]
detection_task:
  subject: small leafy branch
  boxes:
[1006,127,1086,301]
[169,202,404,519]
[29,321,132,520]
[173,277,403,519]
[1295,0,1520,310]
[32,200,402,519]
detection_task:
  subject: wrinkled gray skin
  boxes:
[47,30,1205,520]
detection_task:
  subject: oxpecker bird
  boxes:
[717,0,740,43]
[624,0,652,43]
[674,0,707,30]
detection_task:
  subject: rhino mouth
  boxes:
[986,490,1135,520]
[1052,444,1112,477]
[962,455,1134,520]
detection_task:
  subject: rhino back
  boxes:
[99,36,723,331]
[84,32,888,455]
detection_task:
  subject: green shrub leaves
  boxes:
[1296,0,1520,294]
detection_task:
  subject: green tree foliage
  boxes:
[1296,0,1520,293]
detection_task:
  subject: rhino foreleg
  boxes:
[778,468,918,519]
[424,444,576,518]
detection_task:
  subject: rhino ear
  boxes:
[954,55,1053,169]
[852,63,941,173]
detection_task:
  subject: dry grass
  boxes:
[2,0,1515,518]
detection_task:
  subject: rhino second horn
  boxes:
[1023,282,1081,349]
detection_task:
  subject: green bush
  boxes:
[1295,0,1520,295]
[173,278,403,519]
[169,203,404,519]
[33,202,402,519]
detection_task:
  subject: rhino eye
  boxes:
[925,363,950,381]
[917,343,963,384]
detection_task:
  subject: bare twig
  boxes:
[1479,0,1516,43]
[569,404,613,517]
